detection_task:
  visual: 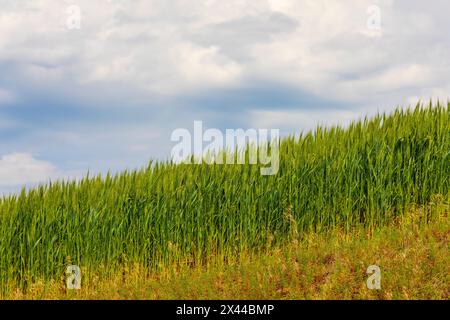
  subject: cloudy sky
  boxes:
[1,0,449,194]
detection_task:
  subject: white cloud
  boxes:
[0,153,81,195]
[247,0,450,103]
[1,0,449,103]
[0,153,58,187]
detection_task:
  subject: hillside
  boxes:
[0,103,449,297]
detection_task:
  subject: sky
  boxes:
[1,0,450,194]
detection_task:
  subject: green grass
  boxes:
[0,102,449,296]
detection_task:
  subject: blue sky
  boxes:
[1,0,450,194]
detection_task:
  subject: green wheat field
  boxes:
[0,103,449,299]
